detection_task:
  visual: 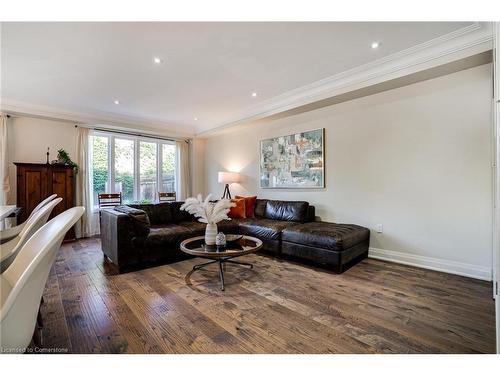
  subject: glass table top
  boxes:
[180,235,263,258]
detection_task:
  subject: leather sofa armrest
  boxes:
[100,208,147,268]
[114,205,151,237]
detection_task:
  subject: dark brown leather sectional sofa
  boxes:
[100,199,370,273]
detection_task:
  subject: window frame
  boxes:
[90,130,177,211]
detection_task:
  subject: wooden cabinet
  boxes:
[15,162,76,241]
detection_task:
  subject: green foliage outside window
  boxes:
[91,135,176,205]
[92,136,108,196]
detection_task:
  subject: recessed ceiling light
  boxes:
[153,57,162,64]
[251,92,257,97]
[194,117,198,121]
[113,100,120,105]
[371,42,380,49]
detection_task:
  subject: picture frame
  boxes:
[259,128,325,189]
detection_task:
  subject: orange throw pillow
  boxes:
[235,195,257,218]
[228,198,246,219]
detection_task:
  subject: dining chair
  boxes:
[0,194,58,244]
[0,198,63,273]
[98,192,122,221]
[0,206,85,352]
[98,193,122,210]
[158,191,176,202]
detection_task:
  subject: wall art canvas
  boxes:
[260,128,324,188]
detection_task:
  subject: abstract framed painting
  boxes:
[259,128,325,189]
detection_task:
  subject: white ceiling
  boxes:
[1,22,473,134]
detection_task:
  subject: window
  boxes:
[90,131,177,209]
[139,141,157,203]
[114,138,135,204]
[90,135,109,207]
[161,143,176,193]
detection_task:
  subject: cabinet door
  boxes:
[48,167,75,241]
[50,169,70,217]
[17,165,48,223]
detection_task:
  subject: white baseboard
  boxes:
[368,247,492,281]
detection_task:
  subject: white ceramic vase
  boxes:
[205,223,218,245]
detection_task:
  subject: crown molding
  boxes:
[0,99,195,138]
[197,22,494,137]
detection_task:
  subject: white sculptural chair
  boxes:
[0,206,84,352]
[0,194,58,244]
[0,197,63,273]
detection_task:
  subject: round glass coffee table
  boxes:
[180,235,263,291]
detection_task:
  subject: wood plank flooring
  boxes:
[38,237,496,353]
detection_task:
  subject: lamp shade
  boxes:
[218,171,240,184]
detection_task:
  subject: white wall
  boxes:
[6,116,77,204]
[203,64,494,279]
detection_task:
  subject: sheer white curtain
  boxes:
[0,114,10,230]
[176,140,191,200]
[75,126,98,237]
[0,114,10,207]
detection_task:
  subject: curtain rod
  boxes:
[75,125,190,143]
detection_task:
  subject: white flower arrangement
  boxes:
[180,194,235,224]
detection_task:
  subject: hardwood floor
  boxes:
[38,237,496,353]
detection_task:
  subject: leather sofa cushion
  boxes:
[129,203,172,225]
[170,201,197,222]
[177,220,241,236]
[265,200,309,222]
[177,221,206,236]
[254,199,268,218]
[114,205,151,237]
[145,225,192,247]
[215,219,241,234]
[239,219,299,240]
[282,222,370,251]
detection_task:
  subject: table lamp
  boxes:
[218,171,240,199]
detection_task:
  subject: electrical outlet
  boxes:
[375,224,383,233]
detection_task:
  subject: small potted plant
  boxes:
[56,149,79,173]
[180,194,234,245]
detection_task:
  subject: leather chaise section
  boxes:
[281,241,369,273]
[282,222,370,251]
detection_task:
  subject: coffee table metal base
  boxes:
[192,257,253,291]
